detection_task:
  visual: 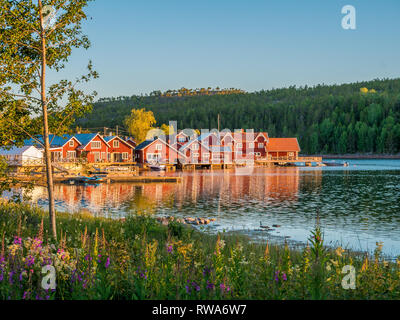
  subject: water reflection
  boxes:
[5,159,400,257]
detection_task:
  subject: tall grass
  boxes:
[0,200,399,300]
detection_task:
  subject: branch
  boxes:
[7,119,45,148]
[0,67,41,96]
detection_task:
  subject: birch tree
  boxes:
[0,0,98,239]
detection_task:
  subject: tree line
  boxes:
[76,78,400,154]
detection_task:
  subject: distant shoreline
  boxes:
[302,154,400,160]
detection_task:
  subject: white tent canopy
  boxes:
[0,146,44,165]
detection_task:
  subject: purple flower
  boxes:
[282,273,287,281]
[9,271,14,285]
[274,271,280,282]
[220,283,231,293]
[167,245,173,254]
[185,285,191,294]
[26,255,35,267]
[206,281,215,290]
[192,281,200,292]
[105,257,110,269]
[14,236,22,245]
[203,267,211,277]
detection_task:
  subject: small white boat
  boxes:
[148,163,166,171]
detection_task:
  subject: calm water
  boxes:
[6,159,400,257]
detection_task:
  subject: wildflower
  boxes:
[105,257,110,269]
[335,247,344,257]
[282,273,287,281]
[220,283,231,293]
[14,236,22,245]
[9,271,14,285]
[192,281,200,292]
[274,271,280,282]
[25,255,35,267]
[166,244,173,254]
[203,267,211,277]
[206,281,215,290]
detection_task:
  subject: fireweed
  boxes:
[1,202,400,300]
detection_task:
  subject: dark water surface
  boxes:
[6,159,400,257]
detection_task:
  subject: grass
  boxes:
[0,200,399,300]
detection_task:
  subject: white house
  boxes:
[0,145,44,166]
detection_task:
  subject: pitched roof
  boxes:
[267,138,300,152]
[73,133,99,147]
[0,145,41,155]
[24,134,75,148]
[103,136,135,148]
[197,132,221,145]
[135,139,157,150]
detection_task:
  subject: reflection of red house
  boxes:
[104,136,135,162]
[267,138,300,159]
[135,138,187,164]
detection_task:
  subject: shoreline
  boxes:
[303,154,400,160]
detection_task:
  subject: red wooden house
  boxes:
[179,139,211,164]
[74,133,110,163]
[104,136,135,162]
[267,138,301,159]
[135,137,187,164]
[24,135,82,162]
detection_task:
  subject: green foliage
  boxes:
[77,78,400,154]
[1,202,400,300]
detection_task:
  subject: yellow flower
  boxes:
[361,256,369,272]
[335,247,344,257]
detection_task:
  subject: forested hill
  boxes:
[76,78,400,154]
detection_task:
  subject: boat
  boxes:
[149,164,166,171]
[147,160,166,171]
[63,175,104,185]
[322,161,349,167]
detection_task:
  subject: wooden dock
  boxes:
[255,156,323,167]
[53,175,182,184]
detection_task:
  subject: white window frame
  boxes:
[69,140,74,147]
[289,152,294,157]
[156,144,162,151]
[93,152,101,162]
[236,143,243,149]
[249,143,255,149]
[192,143,199,151]
[258,143,264,149]
[192,153,199,158]
[91,141,101,149]
[66,151,76,159]
[113,140,119,148]
[202,153,210,158]
[122,152,129,160]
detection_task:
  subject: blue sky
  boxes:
[53,0,400,98]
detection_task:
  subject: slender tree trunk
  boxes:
[39,0,57,240]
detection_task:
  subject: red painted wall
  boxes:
[107,137,134,161]
[82,135,109,163]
